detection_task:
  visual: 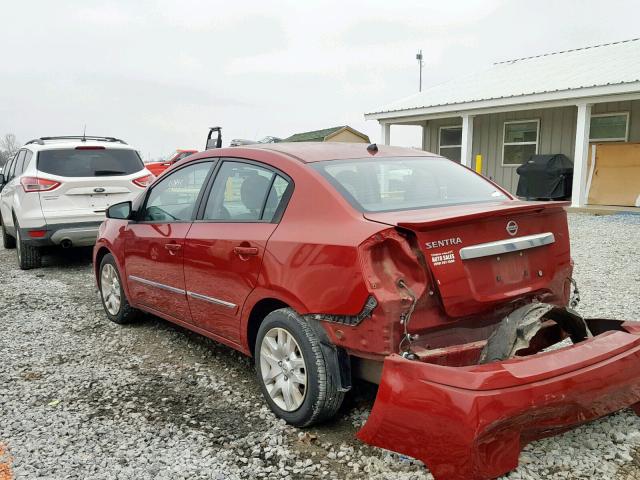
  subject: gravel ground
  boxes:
[1,212,639,480]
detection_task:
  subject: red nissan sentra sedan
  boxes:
[93,142,640,480]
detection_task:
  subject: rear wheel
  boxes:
[99,253,138,324]
[255,308,344,427]
[15,220,41,269]
[1,214,15,249]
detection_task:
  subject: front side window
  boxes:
[142,162,212,222]
[438,126,462,162]
[37,148,144,177]
[203,161,290,222]
[313,156,507,213]
[502,120,539,166]
[589,113,629,141]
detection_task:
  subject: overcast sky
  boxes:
[1,0,639,159]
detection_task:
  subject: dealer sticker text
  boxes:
[431,250,456,266]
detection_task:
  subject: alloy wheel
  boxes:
[260,327,307,411]
[100,263,122,315]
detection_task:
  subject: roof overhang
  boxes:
[366,82,640,123]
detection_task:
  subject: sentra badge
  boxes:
[425,237,462,249]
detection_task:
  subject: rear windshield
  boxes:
[37,148,144,177]
[312,156,508,212]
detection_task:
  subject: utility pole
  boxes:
[416,50,423,92]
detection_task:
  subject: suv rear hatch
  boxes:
[37,147,149,224]
[364,201,571,317]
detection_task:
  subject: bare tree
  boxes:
[0,133,20,166]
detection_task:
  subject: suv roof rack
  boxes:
[25,136,127,145]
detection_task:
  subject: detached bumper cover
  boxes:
[357,323,640,480]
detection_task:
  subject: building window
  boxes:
[589,112,629,142]
[438,126,462,162]
[502,120,539,166]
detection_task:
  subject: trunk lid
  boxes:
[36,147,149,224]
[364,201,571,317]
[39,173,145,223]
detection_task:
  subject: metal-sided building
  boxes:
[365,39,640,208]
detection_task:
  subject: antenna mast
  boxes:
[416,50,423,92]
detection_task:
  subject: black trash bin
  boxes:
[516,154,574,200]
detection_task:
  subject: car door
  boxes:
[183,159,293,344]
[0,151,25,228]
[0,155,17,218]
[125,159,215,321]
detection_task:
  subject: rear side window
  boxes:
[203,161,290,222]
[313,156,508,212]
[8,151,25,180]
[22,151,33,173]
[37,148,144,177]
[14,150,33,176]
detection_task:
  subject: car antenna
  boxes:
[82,124,87,142]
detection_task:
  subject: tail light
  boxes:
[359,228,429,297]
[21,176,61,192]
[28,229,47,238]
[132,174,155,188]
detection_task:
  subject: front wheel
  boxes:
[255,308,344,427]
[99,253,138,324]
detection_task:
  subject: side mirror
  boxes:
[106,201,132,220]
[0,173,5,184]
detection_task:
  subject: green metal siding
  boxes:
[592,100,640,142]
[471,106,578,193]
[421,99,639,193]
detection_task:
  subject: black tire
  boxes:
[98,253,138,324]
[15,219,41,269]
[1,214,16,249]
[255,308,344,427]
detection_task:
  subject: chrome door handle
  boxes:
[233,246,259,256]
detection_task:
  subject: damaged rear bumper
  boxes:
[357,320,640,480]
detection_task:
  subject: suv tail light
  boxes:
[132,174,154,188]
[21,176,61,192]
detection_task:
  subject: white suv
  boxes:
[0,136,154,269]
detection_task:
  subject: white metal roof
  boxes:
[367,38,640,118]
